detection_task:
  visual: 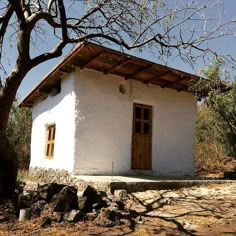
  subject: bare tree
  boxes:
[0,0,235,196]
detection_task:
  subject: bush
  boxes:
[7,101,32,170]
[195,104,225,173]
[192,59,236,157]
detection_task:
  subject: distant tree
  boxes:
[192,59,236,156]
[7,100,31,170]
[0,0,236,196]
[195,103,225,173]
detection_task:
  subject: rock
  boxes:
[86,212,98,221]
[102,195,124,210]
[79,185,106,213]
[38,183,67,202]
[94,208,122,227]
[66,209,85,222]
[102,196,113,206]
[114,189,129,201]
[51,186,78,212]
[31,200,48,217]
[114,199,125,210]
[92,202,106,210]
[19,192,32,208]
[0,198,17,223]
[40,216,52,227]
[105,191,124,209]
[107,204,119,212]
[135,215,144,224]
[82,186,99,201]
[31,191,40,203]
[165,197,174,205]
[106,192,115,201]
[51,212,63,222]
[19,190,39,210]
[39,185,78,219]
[77,196,87,211]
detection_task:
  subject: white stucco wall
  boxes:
[30,67,197,176]
[30,75,76,172]
[73,69,197,176]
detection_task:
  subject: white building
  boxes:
[20,42,199,176]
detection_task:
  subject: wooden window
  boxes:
[45,124,56,159]
[133,104,152,135]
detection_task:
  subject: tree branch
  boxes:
[76,0,109,26]
[8,0,25,24]
[57,0,68,42]
[0,3,14,57]
[29,40,66,68]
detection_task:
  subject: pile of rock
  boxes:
[0,197,17,223]
[18,183,134,227]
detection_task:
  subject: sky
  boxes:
[14,0,236,99]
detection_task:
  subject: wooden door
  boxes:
[132,103,152,170]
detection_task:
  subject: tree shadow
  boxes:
[118,186,236,236]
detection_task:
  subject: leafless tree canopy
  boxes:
[0,0,235,197]
[0,0,235,124]
[0,1,236,79]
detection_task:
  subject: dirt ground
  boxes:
[0,182,235,236]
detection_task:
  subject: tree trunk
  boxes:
[0,67,27,197]
[0,132,18,196]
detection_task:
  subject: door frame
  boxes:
[131,103,153,170]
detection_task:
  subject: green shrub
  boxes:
[192,59,236,157]
[7,101,32,170]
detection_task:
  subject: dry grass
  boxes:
[17,169,33,182]
[195,104,236,176]
[195,136,226,173]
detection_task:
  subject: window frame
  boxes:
[133,103,152,136]
[45,124,56,159]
